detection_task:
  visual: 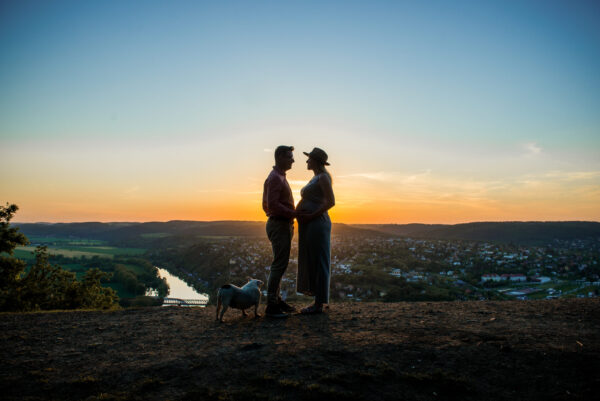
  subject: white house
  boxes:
[336,263,352,274]
[501,273,527,282]
[482,274,501,282]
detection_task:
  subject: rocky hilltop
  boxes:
[1,299,599,400]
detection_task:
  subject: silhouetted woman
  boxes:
[296,147,335,314]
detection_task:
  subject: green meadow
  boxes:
[140,233,172,238]
[14,245,145,259]
[15,233,147,260]
[27,236,106,246]
[6,235,164,299]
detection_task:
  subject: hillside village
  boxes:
[153,234,600,303]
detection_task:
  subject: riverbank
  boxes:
[1,299,599,400]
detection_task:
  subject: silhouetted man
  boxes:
[262,145,297,318]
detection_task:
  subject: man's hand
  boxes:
[296,211,318,223]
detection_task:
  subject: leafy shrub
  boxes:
[0,204,118,311]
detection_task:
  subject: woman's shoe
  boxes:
[300,304,323,314]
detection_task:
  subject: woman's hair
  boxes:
[318,165,332,184]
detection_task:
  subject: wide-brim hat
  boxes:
[303,147,330,166]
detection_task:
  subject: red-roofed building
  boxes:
[501,274,527,282]
[482,274,501,282]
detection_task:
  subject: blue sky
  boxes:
[1,0,599,222]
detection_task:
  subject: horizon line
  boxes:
[13,219,600,225]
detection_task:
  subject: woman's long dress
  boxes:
[296,174,332,304]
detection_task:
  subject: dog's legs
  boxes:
[254,303,261,318]
[255,293,261,318]
[242,309,248,317]
[216,296,222,321]
[219,304,228,322]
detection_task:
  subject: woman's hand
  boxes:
[296,211,318,223]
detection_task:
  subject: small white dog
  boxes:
[215,278,264,322]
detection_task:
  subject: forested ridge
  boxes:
[17,220,600,246]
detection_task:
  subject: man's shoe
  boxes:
[265,303,288,318]
[278,299,296,313]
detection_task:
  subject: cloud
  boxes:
[124,186,140,194]
[196,189,262,195]
[523,142,542,157]
[336,168,600,206]
[542,171,600,181]
[338,172,390,181]
[338,170,431,182]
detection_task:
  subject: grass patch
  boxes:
[140,233,172,238]
[60,246,146,256]
[27,236,107,246]
[12,248,36,260]
[14,245,146,260]
[16,246,111,259]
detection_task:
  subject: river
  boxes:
[154,267,209,301]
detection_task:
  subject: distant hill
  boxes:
[357,221,600,244]
[14,220,386,244]
[355,223,448,237]
[14,220,600,245]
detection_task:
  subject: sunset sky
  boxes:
[2,0,599,224]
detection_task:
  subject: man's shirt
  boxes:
[263,166,295,219]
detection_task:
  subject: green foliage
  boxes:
[0,204,118,311]
[0,204,29,303]
[112,260,169,298]
[0,204,29,254]
[114,264,144,295]
[119,296,164,308]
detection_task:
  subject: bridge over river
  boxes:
[160,297,208,307]
[153,267,209,307]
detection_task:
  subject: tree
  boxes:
[0,203,118,311]
[0,204,29,308]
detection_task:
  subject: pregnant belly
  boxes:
[297,199,320,213]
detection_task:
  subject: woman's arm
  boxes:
[318,173,335,211]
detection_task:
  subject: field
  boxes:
[140,233,172,239]
[1,299,598,401]
[10,237,151,299]
[14,243,146,260]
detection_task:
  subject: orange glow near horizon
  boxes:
[10,182,600,224]
[5,143,600,224]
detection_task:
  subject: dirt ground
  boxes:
[1,299,599,401]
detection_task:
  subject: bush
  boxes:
[119,296,164,308]
[0,204,118,311]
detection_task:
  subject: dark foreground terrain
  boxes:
[1,299,599,401]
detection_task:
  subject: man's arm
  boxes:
[266,177,295,218]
